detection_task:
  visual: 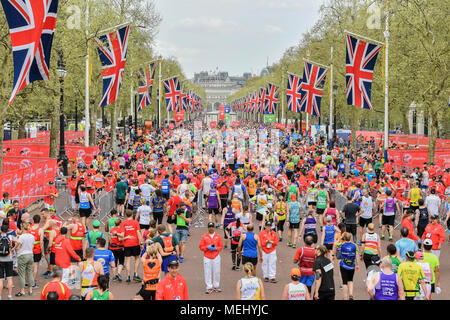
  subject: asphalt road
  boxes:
[6,210,450,300]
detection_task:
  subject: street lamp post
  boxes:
[134,91,138,140]
[56,55,68,176]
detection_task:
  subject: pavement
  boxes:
[6,210,450,300]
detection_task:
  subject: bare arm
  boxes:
[236,280,241,300]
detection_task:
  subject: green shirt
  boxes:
[423,252,439,284]
[292,155,299,165]
[87,230,104,247]
[167,149,173,158]
[107,217,119,241]
[317,189,328,209]
[91,289,110,300]
[374,161,382,170]
[115,181,128,200]
[387,256,402,273]
[152,233,179,251]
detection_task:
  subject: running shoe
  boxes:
[287,242,292,247]
[232,265,236,270]
[112,275,119,282]
[236,266,241,271]
[32,284,39,289]
[270,279,278,283]
[179,256,184,263]
[349,296,354,300]
[205,289,214,294]
[126,277,131,283]
[224,245,227,249]
[7,296,13,300]
[388,236,393,242]
[381,235,385,240]
[117,274,123,282]
[279,237,283,242]
[264,278,269,282]
[133,275,143,282]
[292,244,297,249]
[214,288,222,293]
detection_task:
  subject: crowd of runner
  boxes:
[0,120,449,300]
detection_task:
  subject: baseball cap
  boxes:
[49,207,56,212]
[290,268,301,278]
[207,222,215,228]
[265,221,272,227]
[92,220,100,228]
[168,260,179,267]
[326,215,332,222]
[423,239,433,246]
[415,251,424,260]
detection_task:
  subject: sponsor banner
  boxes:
[174,110,185,122]
[5,131,85,145]
[356,131,450,148]
[65,145,100,165]
[0,159,57,209]
[210,121,217,128]
[2,156,48,173]
[264,114,276,123]
[232,121,239,127]
[388,148,450,169]
[274,123,285,130]
[169,123,175,129]
[3,144,99,165]
[219,105,225,121]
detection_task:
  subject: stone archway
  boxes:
[213,102,221,111]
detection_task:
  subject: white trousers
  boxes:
[204,255,221,290]
[262,250,277,279]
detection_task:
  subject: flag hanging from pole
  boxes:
[286,73,302,113]
[345,34,382,110]
[94,25,131,108]
[1,0,60,104]
[163,76,181,112]
[299,61,327,117]
[264,83,279,114]
[137,61,157,111]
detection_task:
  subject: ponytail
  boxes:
[243,262,254,277]
[236,218,241,228]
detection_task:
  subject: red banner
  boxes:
[0,159,57,209]
[232,121,239,127]
[388,148,450,170]
[274,123,286,130]
[356,131,450,149]
[219,105,225,121]
[210,121,217,128]
[174,110,185,122]
[2,156,48,172]
[3,144,99,165]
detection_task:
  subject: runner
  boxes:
[286,193,301,248]
[293,234,316,294]
[423,239,441,299]
[360,223,381,271]
[174,202,191,263]
[422,215,445,258]
[40,267,72,300]
[119,210,143,282]
[30,215,44,286]
[366,257,405,300]
[78,247,104,299]
[85,275,114,300]
[138,244,162,300]
[94,237,116,285]
[237,224,262,270]
[312,245,335,300]
[281,268,310,300]
[336,232,359,300]
[397,251,428,300]
[109,218,125,282]
[235,262,265,300]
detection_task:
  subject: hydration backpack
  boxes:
[0,235,11,257]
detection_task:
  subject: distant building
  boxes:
[192,70,252,122]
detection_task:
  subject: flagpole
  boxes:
[95,21,132,37]
[130,68,134,130]
[384,1,390,150]
[84,0,90,147]
[302,58,330,69]
[329,46,334,141]
[344,29,384,45]
[281,69,285,124]
[158,57,162,129]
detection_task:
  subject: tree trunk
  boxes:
[49,104,59,158]
[17,118,26,139]
[428,107,438,163]
[444,109,450,139]
[401,110,410,135]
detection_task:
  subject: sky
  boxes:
[152,0,325,79]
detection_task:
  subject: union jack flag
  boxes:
[345,34,382,110]
[299,61,327,117]
[258,87,266,113]
[180,90,189,111]
[286,73,302,113]
[94,25,131,108]
[163,76,181,112]
[264,83,279,114]
[137,61,156,111]
[251,91,257,113]
[1,0,60,104]
[187,90,193,111]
